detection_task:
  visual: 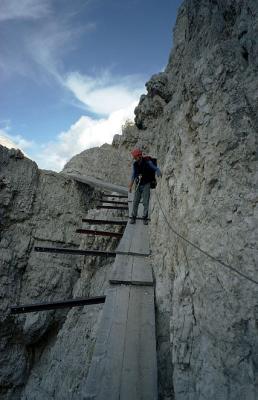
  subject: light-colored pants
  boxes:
[131,183,151,219]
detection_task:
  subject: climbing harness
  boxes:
[134,174,142,192]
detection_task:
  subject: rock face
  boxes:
[0,145,124,399]
[134,1,258,399]
[1,0,258,399]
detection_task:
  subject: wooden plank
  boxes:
[109,255,153,286]
[109,255,133,284]
[62,173,128,195]
[115,222,133,254]
[97,286,130,399]
[82,288,117,399]
[116,221,150,256]
[83,286,157,400]
[130,220,150,255]
[120,286,158,400]
[131,256,153,285]
[83,286,131,400]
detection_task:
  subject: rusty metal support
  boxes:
[82,218,127,225]
[101,200,128,206]
[76,229,123,238]
[11,296,106,314]
[97,205,128,210]
[34,246,116,257]
[102,194,128,199]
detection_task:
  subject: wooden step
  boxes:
[82,285,158,400]
[109,255,153,286]
[116,220,150,256]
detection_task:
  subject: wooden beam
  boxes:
[11,296,106,314]
[34,246,116,257]
[82,218,127,225]
[76,229,123,238]
[62,173,127,195]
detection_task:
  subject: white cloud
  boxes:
[65,71,143,115]
[33,102,137,171]
[0,2,145,172]
[0,129,33,153]
[0,0,51,21]
[28,70,144,171]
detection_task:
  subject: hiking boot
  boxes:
[143,219,148,225]
[129,217,136,224]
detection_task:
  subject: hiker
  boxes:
[128,148,161,225]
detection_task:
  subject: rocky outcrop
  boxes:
[135,72,172,129]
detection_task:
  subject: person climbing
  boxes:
[128,148,162,225]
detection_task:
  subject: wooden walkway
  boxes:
[62,173,128,195]
[115,219,150,256]
[110,254,153,286]
[83,286,157,400]
[65,175,157,400]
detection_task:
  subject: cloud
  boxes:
[33,101,137,171]
[65,71,143,115]
[0,1,144,172]
[0,0,51,21]
[0,129,33,153]
[0,1,95,82]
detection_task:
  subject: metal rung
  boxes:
[11,296,106,314]
[101,200,128,206]
[102,194,128,199]
[76,229,123,238]
[34,247,116,257]
[82,218,127,225]
[97,205,128,210]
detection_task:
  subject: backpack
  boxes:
[143,156,157,189]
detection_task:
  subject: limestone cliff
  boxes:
[1,0,258,399]
[0,146,124,399]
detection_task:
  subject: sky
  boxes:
[0,0,183,171]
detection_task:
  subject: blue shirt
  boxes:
[131,159,161,181]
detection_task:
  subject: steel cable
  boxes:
[155,191,258,286]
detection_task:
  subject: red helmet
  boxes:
[131,148,142,158]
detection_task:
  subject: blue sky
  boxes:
[0,0,182,170]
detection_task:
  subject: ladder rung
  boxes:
[34,247,116,257]
[76,229,123,238]
[97,205,128,210]
[82,219,127,225]
[101,200,128,206]
[11,296,106,314]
